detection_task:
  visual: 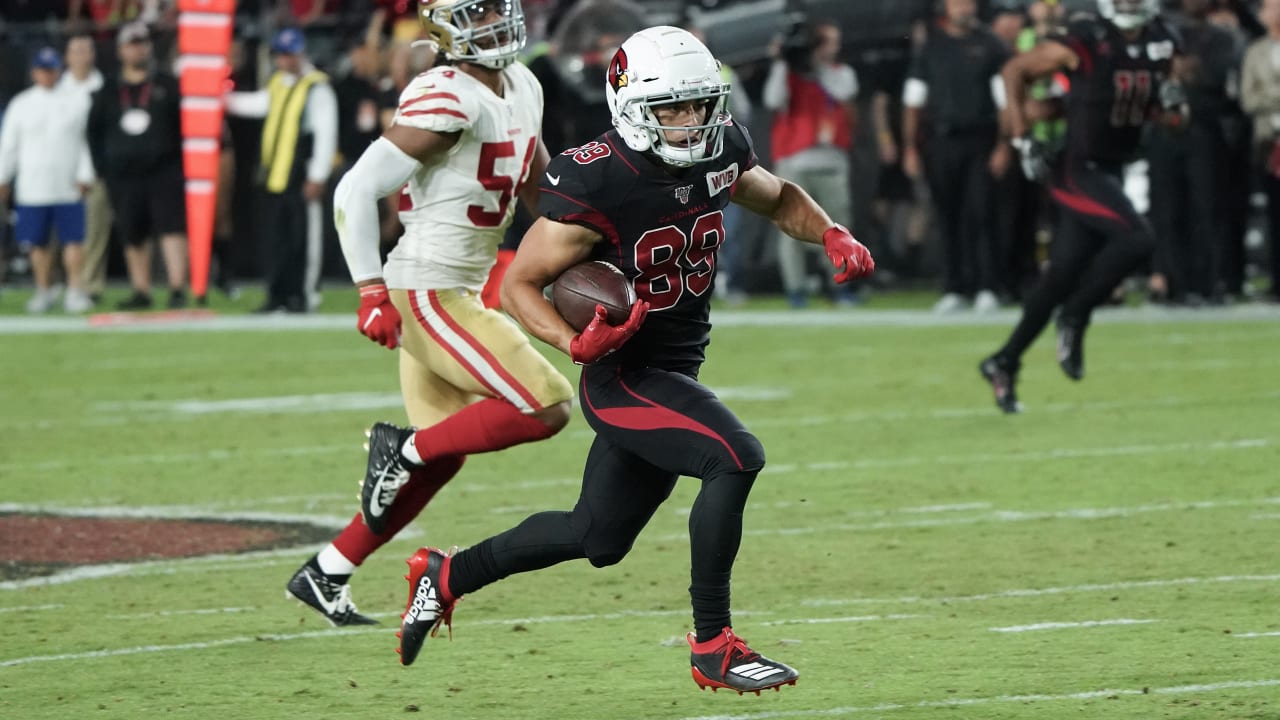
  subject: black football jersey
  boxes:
[540,123,758,370]
[1055,14,1180,164]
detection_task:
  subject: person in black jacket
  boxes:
[87,21,187,310]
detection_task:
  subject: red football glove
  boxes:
[569,301,649,365]
[822,224,875,283]
[357,282,402,349]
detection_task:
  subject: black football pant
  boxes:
[925,129,999,296]
[259,184,308,310]
[996,160,1154,363]
[448,364,765,641]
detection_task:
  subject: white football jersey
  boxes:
[382,63,543,291]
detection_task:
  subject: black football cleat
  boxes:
[688,627,799,695]
[979,356,1023,414]
[285,560,379,627]
[397,547,459,666]
[1056,322,1085,381]
[361,422,415,534]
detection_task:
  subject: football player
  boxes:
[980,0,1186,413]
[388,26,873,694]
[285,0,575,626]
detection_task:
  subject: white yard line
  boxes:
[1236,631,1280,638]
[0,546,320,591]
[760,614,926,626]
[0,502,353,529]
[0,603,64,614]
[676,679,1280,720]
[803,574,1280,608]
[653,494,1280,543]
[4,305,1279,335]
[103,606,258,620]
[989,619,1159,633]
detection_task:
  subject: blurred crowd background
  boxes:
[1,0,1277,312]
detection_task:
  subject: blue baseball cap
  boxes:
[271,28,306,55]
[31,46,63,71]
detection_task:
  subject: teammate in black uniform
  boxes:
[387,26,873,693]
[979,0,1186,413]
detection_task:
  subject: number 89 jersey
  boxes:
[1057,14,1180,165]
[383,64,543,291]
[540,123,758,370]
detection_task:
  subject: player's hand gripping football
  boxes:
[569,300,649,365]
[356,282,402,349]
[1011,136,1050,182]
[822,224,875,283]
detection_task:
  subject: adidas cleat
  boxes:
[285,561,379,627]
[361,422,415,534]
[397,547,459,666]
[1056,322,1085,381]
[979,356,1023,414]
[688,627,798,695]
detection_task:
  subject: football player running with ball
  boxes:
[979,0,1186,413]
[284,0,576,626]
[393,26,873,695]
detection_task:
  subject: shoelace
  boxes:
[375,463,410,506]
[718,631,761,678]
[333,583,360,619]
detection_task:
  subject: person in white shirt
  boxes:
[0,47,95,313]
[225,28,338,313]
[59,35,112,304]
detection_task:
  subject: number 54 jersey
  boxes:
[539,122,758,371]
[383,64,543,291]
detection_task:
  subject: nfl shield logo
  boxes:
[674,185,693,204]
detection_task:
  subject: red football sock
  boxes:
[331,455,465,565]
[408,398,557,462]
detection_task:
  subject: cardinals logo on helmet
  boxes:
[608,48,629,90]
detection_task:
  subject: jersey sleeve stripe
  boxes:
[400,107,469,121]
[400,91,462,110]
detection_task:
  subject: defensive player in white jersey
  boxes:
[285,0,577,625]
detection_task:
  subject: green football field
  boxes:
[2,305,1278,720]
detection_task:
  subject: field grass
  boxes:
[1,305,1279,720]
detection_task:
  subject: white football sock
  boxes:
[401,434,425,465]
[316,544,357,577]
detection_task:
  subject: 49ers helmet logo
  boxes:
[608,48,629,90]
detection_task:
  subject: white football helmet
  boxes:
[1097,0,1160,30]
[418,0,525,69]
[605,26,731,168]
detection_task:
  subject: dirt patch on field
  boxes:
[0,514,335,581]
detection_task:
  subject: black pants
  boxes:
[997,159,1154,363]
[1148,123,1234,299]
[258,184,308,309]
[995,167,1044,300]
[925,130,999,296]
[1263,172,1280,300]
[448,363,766,640]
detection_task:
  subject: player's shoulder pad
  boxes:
[393,66,478,133]
[541,132,627,206]
[505,61,542,102]
[1150,16,1185,51]
[722,119,758,170]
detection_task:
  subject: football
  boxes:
[551,260,637,331]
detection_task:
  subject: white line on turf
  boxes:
[989,619,1159,633]
[1236,631,1280,638]
[675,679,1280,720]
[0,608,778,667]
[0,546,322,591]
[802,574,1280,607]
[653,494,1280,542]
[4,304,1279,335]
[0,604,64,613]
[760,614,926,626]
[103,606,258,619]
[0,502,353,529]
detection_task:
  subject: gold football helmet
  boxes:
[418,0,525,69]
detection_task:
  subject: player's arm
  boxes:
[500,217,599,356]
[1001,39,1078,141]
[332,123,459,348]
[732,165,873,282]
[517,137,551,215]
[334,124,459,288]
